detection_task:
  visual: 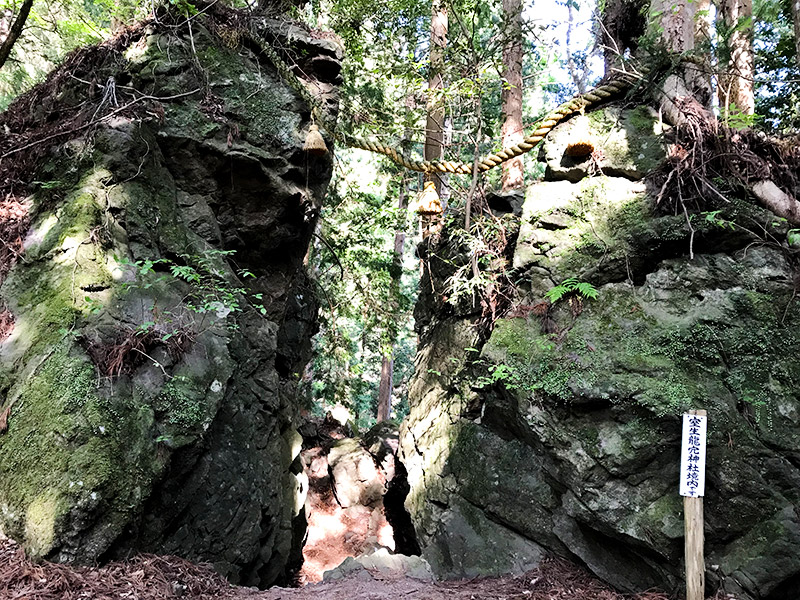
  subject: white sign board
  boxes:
[680,413,707,497]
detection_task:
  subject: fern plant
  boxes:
[545,277,598,303]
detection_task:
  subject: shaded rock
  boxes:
[486,189,525,217]
[0,8,338,588]
[401,113,800,599]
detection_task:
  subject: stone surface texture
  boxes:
[0,11,339,588]
[299,419,419,583]
[400,105,800,600]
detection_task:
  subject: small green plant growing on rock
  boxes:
[120,248,267,327]
[475,362,521,390]
[91,248,265,378]
[545,277,598,303]
[700,210,736,230]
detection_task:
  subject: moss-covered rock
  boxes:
[0,9,337,588]
[401,105,800,600]
[539,105,668,182]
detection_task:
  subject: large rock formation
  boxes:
[0,6,339,587]
[400,106,800,599]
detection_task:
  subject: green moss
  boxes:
[575,424,599,446]
[490,319,544,358]
[722,517,788,570]
[0,167,173,550]
[634,373,693,416]
[577,177,608,207]
[0,344,96,548]
[627,106,659,133]
[155,376,209,435]
[484,319,597,401]
[0,339,170,554]
[163,102,221,139]
[638,494,684,539]
[23,490,64,557]
[153,26,298,147]
[5,171,118,358]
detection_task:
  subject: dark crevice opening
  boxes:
[384,457,422,556]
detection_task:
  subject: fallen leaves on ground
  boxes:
[1,533,737,600]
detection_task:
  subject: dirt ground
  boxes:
[2,533,741,600]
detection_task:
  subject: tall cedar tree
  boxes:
[500,0,524,190]
[794,0,800,66]
[425,0,448,193]
[376,182,407,422]
[718,0,755,115]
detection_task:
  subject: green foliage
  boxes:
[700,210,736,230]
[0,0,113,108]
[544,277,598,303]
[118,248,265,338]
[721,104,763,130]
[167,0,197,17]
[752,0,800,130]
[475,362,519,389]
[303,156,419,428]
[479,319,597,401]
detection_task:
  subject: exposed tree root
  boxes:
[653,101,800,227]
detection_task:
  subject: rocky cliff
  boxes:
[0,5,338,587]
[400,106,800,600]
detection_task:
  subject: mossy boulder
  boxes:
[401,109,800,600]
[539,105,668,182]
[0,9,338,588]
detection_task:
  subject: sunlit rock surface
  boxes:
[0,9,338,587]
[299,419,420,583]
[400,107,800,600]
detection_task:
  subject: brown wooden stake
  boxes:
[684,408,706,600]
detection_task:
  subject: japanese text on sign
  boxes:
[680,413,707,497]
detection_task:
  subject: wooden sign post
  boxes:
[680,409,707,600]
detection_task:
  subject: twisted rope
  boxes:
[244,29,637,174]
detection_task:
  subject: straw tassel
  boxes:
[414,181,443,216]
[304,124,328,155]
[564,113,595,157]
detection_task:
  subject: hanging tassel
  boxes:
[414,181,443,216]
[565,113,595,157]
[304,124,328,155]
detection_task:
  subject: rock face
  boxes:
[0,9,338,587]
[400,106,800,599]
[300,419,420,582]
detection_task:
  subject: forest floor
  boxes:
[1,533,739,600]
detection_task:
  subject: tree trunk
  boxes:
[500,0,524,191]
[794,0,800,67]
[648,0,713,126]
[376,183,407,422]
[718,0,755,116]
[425,0,448,193]
[695,0,712,44]
[601,0,646,76]
[376,354,394,422]
[0,0,34,71]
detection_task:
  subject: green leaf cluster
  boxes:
[544,277,598,303]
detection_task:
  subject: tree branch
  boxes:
[0,0,34,71]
